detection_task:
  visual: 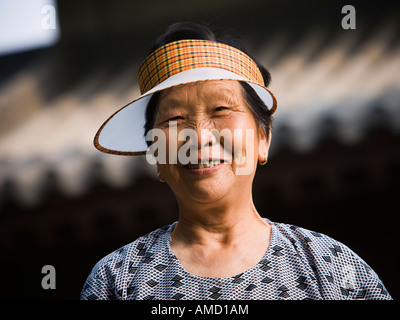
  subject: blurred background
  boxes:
[0,0,399,299]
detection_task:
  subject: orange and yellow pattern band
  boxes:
[138,39,265,94]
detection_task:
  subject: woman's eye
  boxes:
[214,106,228,112]
[167,116,184,122]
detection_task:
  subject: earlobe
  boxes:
[258,128,271,162]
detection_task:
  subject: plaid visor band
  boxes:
[138,39,265,94]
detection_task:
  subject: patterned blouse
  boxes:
[80,218,392,300]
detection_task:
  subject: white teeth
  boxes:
[211,160,221,166]
[186,160,222,169]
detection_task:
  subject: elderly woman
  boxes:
[81,22,391,300]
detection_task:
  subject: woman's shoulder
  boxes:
[271,220,351,251]
[93,224,173,271]
[268,219,392,299]
[81,223,174,299]
[270,219,369,268]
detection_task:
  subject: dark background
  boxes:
[0,0,399,300]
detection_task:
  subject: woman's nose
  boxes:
[197,127,217,148]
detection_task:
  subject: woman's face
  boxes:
[153,80,270,204]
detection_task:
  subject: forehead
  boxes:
[158,80,245,106]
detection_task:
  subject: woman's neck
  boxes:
[171,191,267,247]
[169,192,271,278]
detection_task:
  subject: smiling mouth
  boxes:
[184,159,224,169]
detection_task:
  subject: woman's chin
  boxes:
[177,177,233,204]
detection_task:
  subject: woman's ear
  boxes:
[258,127,271,162]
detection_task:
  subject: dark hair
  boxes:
[144,22,273,144]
